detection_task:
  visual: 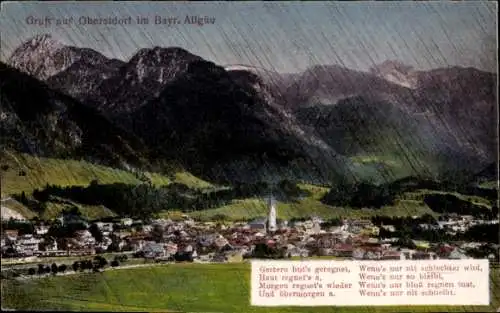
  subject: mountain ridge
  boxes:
[5,34,498,185]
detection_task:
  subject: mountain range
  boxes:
[2,33,497,185]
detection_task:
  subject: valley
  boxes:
[0,22,498,313]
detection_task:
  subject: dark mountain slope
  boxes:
[122,60,355,184]
[0,62,150,170]
[81,46,204,116]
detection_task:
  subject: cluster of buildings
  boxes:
[1,197,498,262]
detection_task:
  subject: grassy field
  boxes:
[188,183,434,221]
[399,189,494,208]
[1,152,493,222]
[41,200,116,220]
[2,263,498,312]
[0,152,214,219]
[0,152,214,197]
[479,181,498,190]
[0,152,142,197]
[188,197,434,221]
[0,198,37,219]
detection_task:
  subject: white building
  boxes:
[35,225,49,236]
[121,218,133,226]
[268,196,277,232]
[16,234,41,256]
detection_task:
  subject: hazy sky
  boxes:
[1,1,497,73]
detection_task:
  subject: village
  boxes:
[2,198,499,268]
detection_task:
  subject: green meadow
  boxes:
[188,197,435,221]
[0,152,214,198]
[2,263,499,312]
[0,152,213,220]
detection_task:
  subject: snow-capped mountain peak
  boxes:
[8,34,67,80]
[370,60,419,89]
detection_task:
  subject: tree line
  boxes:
[18,180,308,219]
[23,255,129,277]
[372,215,499,245]
[321,177,497,216]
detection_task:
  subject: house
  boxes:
[165,242,178,255]
[352,248,365,260]
[448,248,470,260]
[348,225,363,234]
[248,218,267,232]
[328,225,345,233]
[306,222,322,235]
[141,242,166,259]
[143,224,153,233]
[351,219,373,228]
[198,234,217,248]
[381,225,396,232]
[97,236,113,251]
[4,230,19,242]
[121,218,133,227]
[315,235,340,249]
[364,250,381,260]
[361,226,380,236]
[354,246,382,260]
[380,250,402,260]
[183,244,194,253]
[412,251,438,260]
[332,244,353,257]
[74,230,95,246]
[44,237,58,251]
[35,225,49,236]
[279,220,289,229]
[15,234,41,256]
[95,222,114,234]
[286,246,309,258]
[418,223,438,231]
[114,231,132,239]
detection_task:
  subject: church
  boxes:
[248,196,279,233]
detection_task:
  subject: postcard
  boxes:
[0,1,498,312]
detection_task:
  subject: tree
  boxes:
[151,224,165,243]
[20,191,28,204]
[83,260,93,272]
[252,243,282,259]
[51,263,58,275]
[107,234,121,252]
[44,266,51,274]
[58,264,67,273]
[28,268,36,275]
[72,261,79,272]
[110,260,120,267]
[94,256,108,269]
[89,223,103,243]
[420,213,437,225]
[37,264,45,275]
[492,206,499,217]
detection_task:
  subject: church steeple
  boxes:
[267,195,277,233]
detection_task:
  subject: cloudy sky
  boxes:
[1,1,497,73]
